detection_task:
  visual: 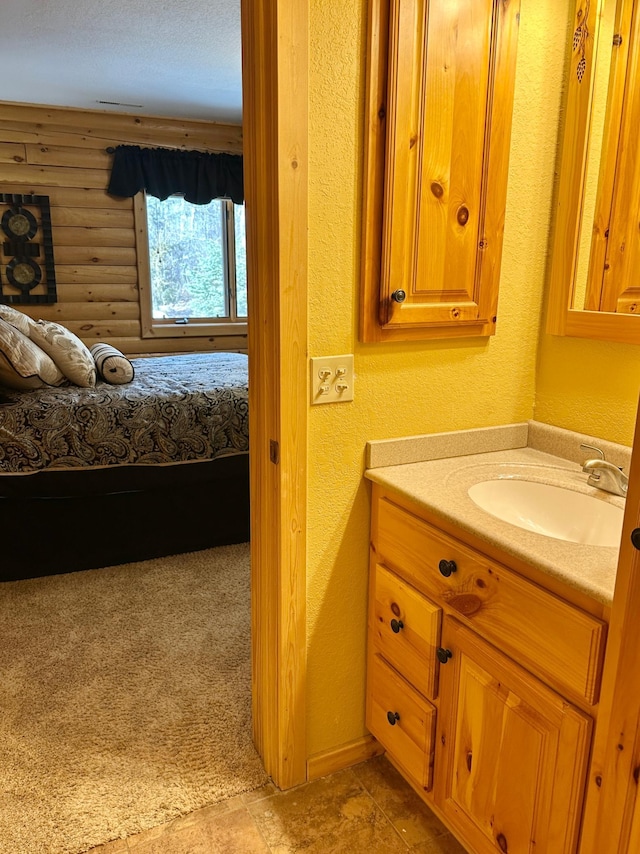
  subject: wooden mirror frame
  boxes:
[547,0,640,345]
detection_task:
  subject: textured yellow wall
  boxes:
[306,0,573,757]
[535,336,640,445]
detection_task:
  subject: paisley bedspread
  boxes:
[0,352,248,473]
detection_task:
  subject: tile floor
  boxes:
[88,755,466,854]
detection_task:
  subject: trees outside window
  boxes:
[146,194,247,326]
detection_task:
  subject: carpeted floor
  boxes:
[0,542,268,854]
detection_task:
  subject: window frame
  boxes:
[134,191,248,340]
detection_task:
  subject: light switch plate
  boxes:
[310,355,354,404]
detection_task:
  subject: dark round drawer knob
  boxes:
[391,289,406,303]
[437,647,453,664]
[390,618,404,634]
[438,559,457,577]
[632,528,640,550]
[387,710,400,726]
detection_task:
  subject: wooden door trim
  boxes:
[241,0,308,788]
[580,399,640,852]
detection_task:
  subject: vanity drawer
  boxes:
[372,563,441,700]
[367,652,436,791]
[375,496,607,705]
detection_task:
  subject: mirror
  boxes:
[547,0,640,344]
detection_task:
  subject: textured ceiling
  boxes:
[0,0,243,123]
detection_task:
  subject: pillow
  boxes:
[29,320,96,388]
[0,318,66,390]
[90,342,135,385]
[0,304,37,338]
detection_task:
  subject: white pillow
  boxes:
[0,304,37,338]
[0,318,66,390]
[29,320,96,388]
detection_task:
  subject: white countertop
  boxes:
[365,424,629,605]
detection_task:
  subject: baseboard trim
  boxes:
[307,734,384,781]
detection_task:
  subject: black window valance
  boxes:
[107,145,244,205]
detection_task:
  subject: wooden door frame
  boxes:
[580,399,640,852]
[240,0,308,789]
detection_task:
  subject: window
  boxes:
[138,193,247,339]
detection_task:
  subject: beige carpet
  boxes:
[0,542,268,854]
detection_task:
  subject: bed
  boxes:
[0,352,249,581]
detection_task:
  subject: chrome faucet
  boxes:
[581,443,628,497]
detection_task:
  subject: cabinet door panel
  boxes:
[383,0,492,326]
[436,618,592,854]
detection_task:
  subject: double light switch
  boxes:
[310,355,354,404]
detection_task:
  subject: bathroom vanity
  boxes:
[365,422,628,853]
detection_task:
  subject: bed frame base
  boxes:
[2,455,249,582]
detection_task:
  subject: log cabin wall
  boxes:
[0,101,245,355]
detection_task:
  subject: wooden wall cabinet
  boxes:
[366,484,607,852]
[361,0,520,342]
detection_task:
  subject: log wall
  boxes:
[0,101,246,355]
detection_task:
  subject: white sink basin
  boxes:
[467,479,624,547]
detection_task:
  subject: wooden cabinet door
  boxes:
[361,0,520,342]
[435,618,592,854]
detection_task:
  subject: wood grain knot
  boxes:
[457,206,469,226]
[497,833,508,853]
[446,593,482,616]
[476,578,486,589]
[12,156,24,163]
[409,135,418,149]
[390,602,401,617]
[466,751,472,773]
[450,307,461,319]
[430,181,444,199]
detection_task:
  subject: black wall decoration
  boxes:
[0,193,57,304]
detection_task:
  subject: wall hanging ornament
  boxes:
[0,193,57,305]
